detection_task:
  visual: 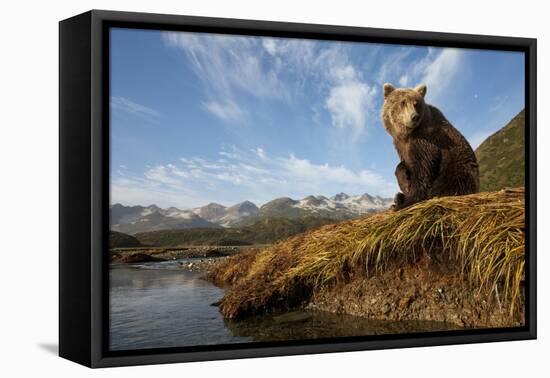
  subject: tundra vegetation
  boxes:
[207,188,525,327]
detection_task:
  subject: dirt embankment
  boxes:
[206,188,526,328]
[307,257,522,328]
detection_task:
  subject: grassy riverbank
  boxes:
[207,188,525,327]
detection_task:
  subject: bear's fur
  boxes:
[381,83,479,210]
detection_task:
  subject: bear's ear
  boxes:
[383,83,395,98]
[414,84,427,98]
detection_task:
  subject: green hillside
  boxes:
[475,109,525,192]
[109,231,142,248]
[134,216,339,247]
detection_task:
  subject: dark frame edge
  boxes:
[59,11,93,367]
[87,9,536,49]
[526,38,537,340]
[90,10,108,369]
[93,329,535,368]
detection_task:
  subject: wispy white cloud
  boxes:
[202,100,246,122]
[377,47,464,106]
[418,48,463,103]
[166,32,379,138]
[112,146,397,208]
[326,82,377,136]
[110,96,160,120]
[260,38,318,81]
[163,32,289,122]
[144,165,183,186]
[262,41,377,139]
[262,38,278,55]
[489,95,510,112]
[376,47,416,85]
[398,74,410,87]
[326,63,377,139]
[111,176,209,209]
[321,48,377,138]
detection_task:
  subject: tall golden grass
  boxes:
[208,188,525,319]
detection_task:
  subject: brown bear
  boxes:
[381,83,479,210]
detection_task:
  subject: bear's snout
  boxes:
[406,112,421,129]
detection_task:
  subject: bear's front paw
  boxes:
[391,192,406,211]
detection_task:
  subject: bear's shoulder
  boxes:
[423,104,444,123]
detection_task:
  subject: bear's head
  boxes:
[381,83,428,140]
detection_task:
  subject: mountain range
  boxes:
[111,192,392,234]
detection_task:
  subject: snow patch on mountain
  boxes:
[293,193,391,214]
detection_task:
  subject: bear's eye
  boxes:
[401,100,406,106]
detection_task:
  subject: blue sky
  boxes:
[110,28,525,209]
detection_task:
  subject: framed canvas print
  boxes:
[59,10,537,368]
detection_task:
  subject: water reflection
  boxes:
[110,262,251,351]
[110,260,461,352]
[225,311,460,342]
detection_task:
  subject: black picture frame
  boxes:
[59,9,537,368]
